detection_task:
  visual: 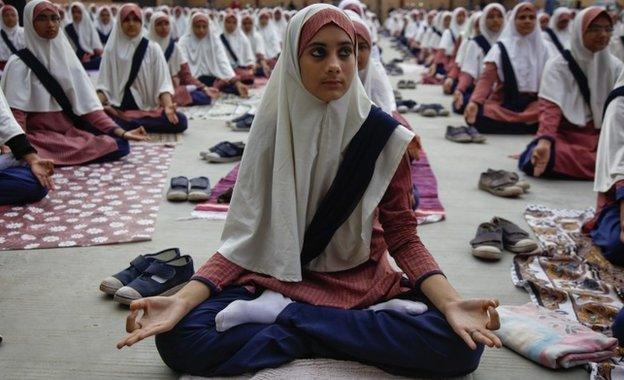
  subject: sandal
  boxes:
[478,169,523,198]
[203,141,245,163]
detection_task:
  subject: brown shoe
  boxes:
[478,169,523,198]
[470,222,503,260]
[491,217,538,253]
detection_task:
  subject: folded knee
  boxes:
[155,324,219,375]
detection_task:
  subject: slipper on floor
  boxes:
[229,116,253,132]
[445,126,472,143]
[397,80,407,89]
[188,177,211,203]
[226,112,254,127]
[203,141,245,163]
[405,80,417,89]
[166,176,189,202]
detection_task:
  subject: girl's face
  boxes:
[33,9,60,39]
[299,25,355,103]
[71,6,82,23]
[356,35,370,71]
[556,15,570,30]
[260,14,269,27]
[2,10,17,28]
[539,15,549,30]
[192,19,208,39]
[583,14,613,53]
[242,18,253,33]
[443,15,451,28]
[154,18,170,38]
[485,9,503,34]
[515,7,536,36]
[121,13,142,38]
[456,11,466,26]
[99,9,111,24]
[224,16,237,33]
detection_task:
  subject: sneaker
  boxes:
[470,222,503,260]
[478,169,524,198]
[166,176,189,202]
[99,248,181,295]
[466,126,487,143]
[229,116,253,132]
[445,126,472,143]
[491,217,538,253]
[188,177,211,203]
[226,112,254,127]
[417,104,437,117]
[114,255,195,305]
[202,141,245,163]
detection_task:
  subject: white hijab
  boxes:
[546,7,572,50]
[178,13,235,80]
[455,12,481,66]
[595,69,624,192]
[0,5,24,61]
[67,2,102,54]
[273,7,288,42]
[147,11,185,76]
[96,4,173,110]
[428,11,447,50]
[221,14,256,67]
[1,0,101,115]
[258,12,281,59]
[540,7,622,129]
[94,6,114,37]
[480,3,506,45]
[0,87,27,145]
[461,4,506,79]
[610,13,624,62]
[242,15,266,58]
[173,9,188,40]
[484,2,549,93]
[219,4,413,282]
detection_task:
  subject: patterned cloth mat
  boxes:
[511,204,624,379]
[179,89,264,121]
[148,133,182,144]
[0,144,174,251]
[191,154,446,225]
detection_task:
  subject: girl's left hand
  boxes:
[443,298,502,350]
[123,126,150,141]
[164,104,179,125]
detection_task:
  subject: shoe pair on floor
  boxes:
[100,248,194,305]
[226,113,254,132]
[397,79,417,89]
[478,169,530,198]
[445,126,486,143]
[416,103,449,117]
[200,141,245,163]
[470,217,538,260]
[397,99,418,113]
[167,176,211,202]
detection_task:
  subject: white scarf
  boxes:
[67,2,102,54]
[147,11,186,76]
[594,69,624,192]
[540,7,622,129]
[0,6,24,61]
[242,17,266,57]
[94,6,114,37]
[173,11,188,40]
[222,15,256,67]
[258,18,281,59]
[272,8,288,42]
[545,7,572,51]
[455,12,481,66]
[461,4,506,78]
[178,13,235,80]
[0,87,26,145]
[219,4,413,282]
[1,0,102,115]
[484,2,549,93]
[96,5,173,110]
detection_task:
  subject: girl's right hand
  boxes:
[116,296,191,349]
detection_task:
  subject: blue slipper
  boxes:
[203,141,245,163]
[114,255,194,305]
[99,248,181,295]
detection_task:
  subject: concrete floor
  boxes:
[0,40,594,379]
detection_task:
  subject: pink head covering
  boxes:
[353,20,371,46]
[297,8,355,57]
[191,12,209,25]
[33,1,58,20]
[582,7,610,34]
[1,5,16,16]
[119,4,141,23]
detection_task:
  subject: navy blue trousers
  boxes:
[471,105,538,135]
[112,112,188,134]
[590,197,624,267]
[612,308,624,346]
[89,138,130,164]
[155,287,483,378]
[0,166,48,205]
[81,55,101,71]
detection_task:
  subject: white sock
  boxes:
[367,299,428,315]
[215,290,293,332]
[185,85,198,92]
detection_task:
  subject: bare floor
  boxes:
[0,39,592,379]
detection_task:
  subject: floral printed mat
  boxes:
[0,144,174,251]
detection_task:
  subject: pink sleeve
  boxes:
[434,49,446,64]
[82,110,120,135]
[378,155,443,288]
[469,62,498,105]
[456,72,474,94]
[536,99,562,139]
[447,63,459,79]
[177,63,205,88]
[191,253,248,292]
[10,108,27,131]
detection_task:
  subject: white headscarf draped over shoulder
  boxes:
[257,9,281,59]
[177,12,235,80]
[221,12,256,67]
[479,3,506,45]
[461,4,506,79]
[67,2,102,54]
[96,4,173,110]
[595,69,624,192]
[484,2,549,93]
[94,6,114,37]
[546,7,572,49]
[0,5,25,61]
[540,7,622,129]
[218,4,413,282]
[1,0,102,115]
[455,11,481,66]
[147,11,185,76]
